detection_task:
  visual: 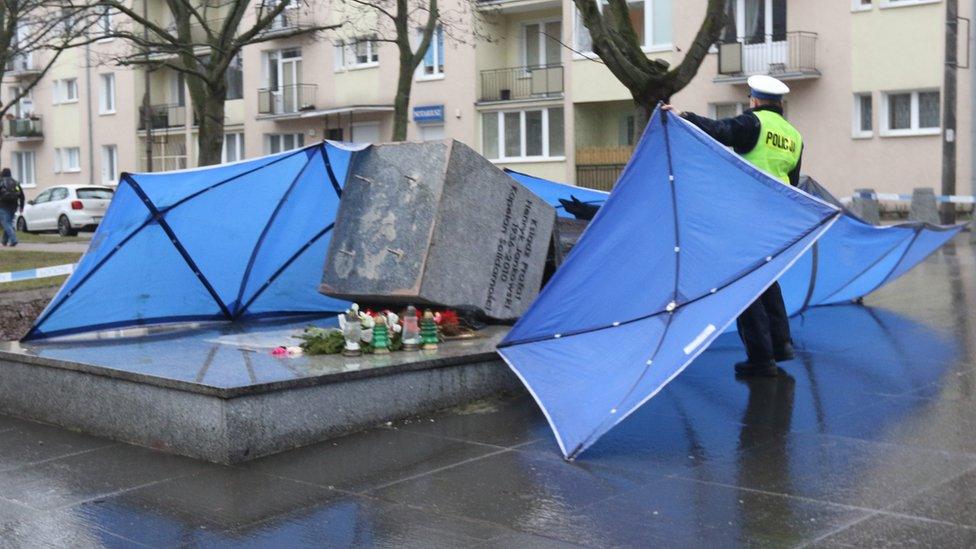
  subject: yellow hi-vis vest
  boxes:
[742,110,803,186]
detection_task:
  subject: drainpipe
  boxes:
[971,0,976,229]
[85,42,94,185]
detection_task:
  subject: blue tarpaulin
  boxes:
[501,111,963,459]
[24,142,364,341]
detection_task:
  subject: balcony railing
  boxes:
[257,84,317,115]
[138,104,187,130]
[480,65,564,102]
[4,53,40,76]
[255,5,313,35]
[716,31,819,80]
[576,164,625,192]
[3,117,43,140]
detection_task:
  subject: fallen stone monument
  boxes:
[321,140,556,320]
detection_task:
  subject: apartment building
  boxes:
[3,0,971,202]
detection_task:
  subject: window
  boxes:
[419,25,445,78]
[852,0,872,11]
[101,145,118,183]
[54,147,81,173]
[574,0,672,53]
[96,7,113,39]
[12,151,35,187]
[482,107,565,161]
[710,102,750,119]
[853,93,873,138]
[722,0,787,44]
[880,0,941,8]
[226,54,243,100]
[53,78,79,104]
[523,21,561,67]
[264,133,304,154]
[223,133,245,163]
[335,37,379,69]
[99,73,116,114]
[881,90,940,136]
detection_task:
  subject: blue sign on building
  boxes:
[413,105,444,123]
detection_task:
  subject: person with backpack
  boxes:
[0,168,25,247]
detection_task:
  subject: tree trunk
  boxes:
[392,51,415,142]
[633,101,652,135]
[195,94,226,166]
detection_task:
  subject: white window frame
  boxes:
[880,89,941,137]
[851,0,873,11]
[222,132,245,163]
[416,25,445,81]
[852,92,873,139]
[99,73,116,114]
[53,78,79,105]
[482,107,565,162]
[263,133,305,154]
[708,102,750,118]
[54,147,82,173]
[12,151,36,187]
[573,0,673,57]
[96,8,113,41]
[879,0,941,9]
[521,19,561,68]
[101,145,118,184]
[335,36,379,71]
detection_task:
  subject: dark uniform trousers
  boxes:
[736,281,791,363]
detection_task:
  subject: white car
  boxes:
[17,185,114,237]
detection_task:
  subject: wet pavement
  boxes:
[0,234,974,548]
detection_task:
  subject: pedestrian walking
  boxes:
[0,167,25,247]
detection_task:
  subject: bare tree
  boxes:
[574,0,727,130]
[0,1,98,154]
[84,0,337,166]
[337,0,476,142]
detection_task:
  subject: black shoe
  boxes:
[774,342,795,362]
[734,360,779,377]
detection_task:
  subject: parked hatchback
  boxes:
[17,185,114,236]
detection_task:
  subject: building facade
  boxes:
[4,0,971,202]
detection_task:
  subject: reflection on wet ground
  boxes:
[1,235,975,547]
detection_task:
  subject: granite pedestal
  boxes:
[321,140,555,320]
[0,319,520,464]
[909,187,940,224]
[851,188,881,225]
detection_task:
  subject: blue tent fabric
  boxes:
[497,109,841,459]
[24,142,361,341]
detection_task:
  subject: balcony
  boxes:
[479,65,563,103]
[575,146,632,191]
[715,31,820,83]
[255,5,314,36]
[138,104,187,130]
[4,54,41,78]
[3,117,43,141]
[257,84,317,117]
[476,0,561,12]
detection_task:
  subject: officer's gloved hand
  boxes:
[558,195,600,221]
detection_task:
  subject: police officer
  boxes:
[663,75,801,377]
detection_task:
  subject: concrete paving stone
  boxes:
[392,394,550,448]
[0,497,33,525]
[198,496,511,549]
[673,432,976,510]
[887,467,976,527]
[245,425,499,494]
[909,369,976,401]
[0,443,218,511]
[516,395,786,479]
[811,513,976,548]
[809,394,976,455]
[0,509,145,549]
[371,448,659,544]
[563,476,870,548]
[74,467,340,544]
[475,531,592,548]
[0,419,114,473]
